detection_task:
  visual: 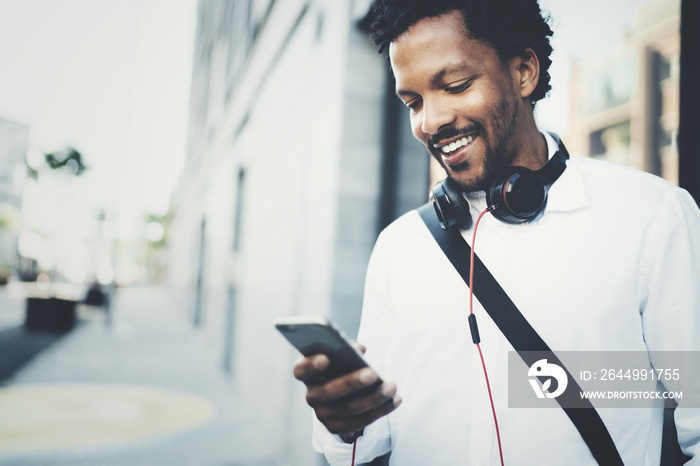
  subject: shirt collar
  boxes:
[542,131,589,213]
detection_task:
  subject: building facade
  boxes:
[567,0,681,184]
[168,1,426,464]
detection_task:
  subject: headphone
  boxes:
[429,132,570,230]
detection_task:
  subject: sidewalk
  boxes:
[0,286,274,466]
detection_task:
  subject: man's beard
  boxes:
[429,93,518,193]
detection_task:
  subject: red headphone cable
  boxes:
[351,437,357,466]
[469,205,504,466]
[351,205,503,466]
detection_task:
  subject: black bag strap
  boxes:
[417,203,624,466]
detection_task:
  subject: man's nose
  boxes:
[421,98,456,136]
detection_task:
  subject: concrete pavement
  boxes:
[0,285,277,466]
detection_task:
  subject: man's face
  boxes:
[390,10,526,192]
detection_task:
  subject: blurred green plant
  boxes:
[44,146,87,176]
[0,204,21,283]
[0,205,19,230]
[18,145,90,283]
[25,146,88,181]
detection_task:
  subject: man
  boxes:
[293,1,700,464]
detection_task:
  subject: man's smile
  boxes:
[433,132,478,167]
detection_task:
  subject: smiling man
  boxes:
[292,1,700,465]
[391,8,543,193]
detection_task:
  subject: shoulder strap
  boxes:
[417,203,624,466]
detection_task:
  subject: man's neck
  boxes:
[509,127,548,171]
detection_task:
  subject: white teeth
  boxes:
[440,134,475,154]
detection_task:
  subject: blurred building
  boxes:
[0,118,29,209]
[0,117,30,275]
[567,0,681,184]
[168,1,426,464]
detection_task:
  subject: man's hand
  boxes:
[293,344,401,443]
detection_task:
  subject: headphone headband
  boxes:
[537,132,569,185]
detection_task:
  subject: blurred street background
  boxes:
[0,0,691,465]
[0,286,260,466]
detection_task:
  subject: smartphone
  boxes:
[275,316,382,387]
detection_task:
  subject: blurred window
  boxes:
[587,55,635,112]
[589,121,632,164]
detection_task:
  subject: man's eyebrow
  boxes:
[432,62,474,83]
[395,62,476,98]
[396,88,418,99]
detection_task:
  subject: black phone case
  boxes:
[276,318,382,386]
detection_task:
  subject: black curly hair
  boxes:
[368,0,554,105]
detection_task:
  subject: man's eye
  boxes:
[405,99,422,111]
[446,79,473,94]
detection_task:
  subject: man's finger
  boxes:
[314,382,397,419]
[293,354,329,383]
[323,395,402,436]
[351,341,367,354]
[307,367,379,404]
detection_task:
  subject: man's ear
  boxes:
[512,47,540,100]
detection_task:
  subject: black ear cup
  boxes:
[487,168,547,223]
[429,176,473,230]
[428,132,569,228]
